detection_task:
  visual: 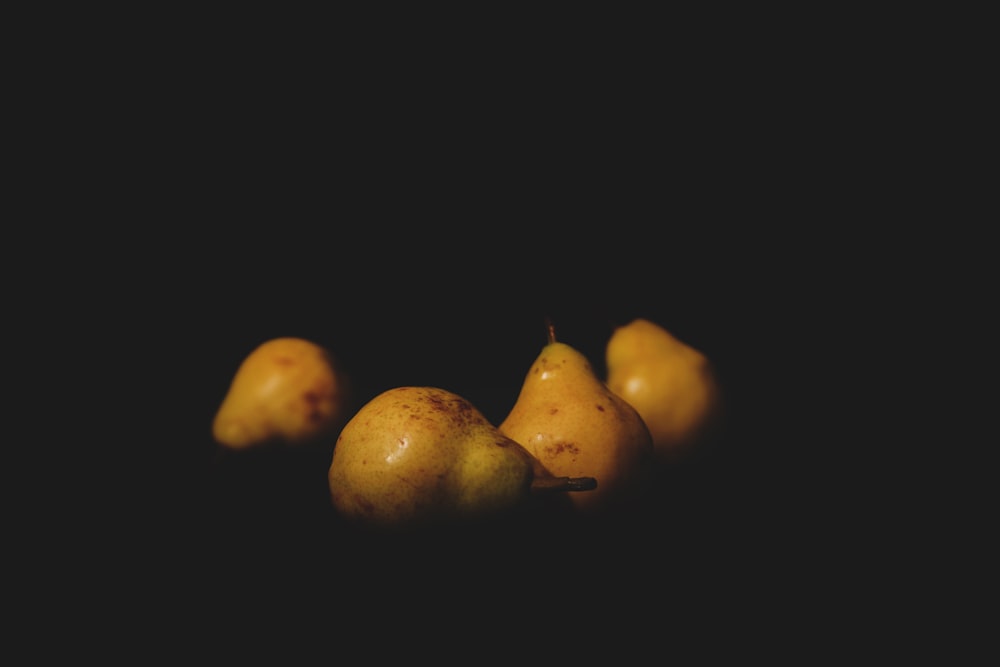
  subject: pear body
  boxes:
[499,340,654,514]
[212,337,352,450]
[605,319,721,463]
[328,386,539,528]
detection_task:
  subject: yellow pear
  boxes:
[605,318,722,463]
[212,336,353,450]
[328,386,596,529]
[498,321,655,514]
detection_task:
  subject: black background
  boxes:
[14,5,964,657]
[51,24,872,654]
[134,133,826,645]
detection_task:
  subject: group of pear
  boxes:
[212,318,722,529]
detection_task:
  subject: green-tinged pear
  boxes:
[328,386,596,529]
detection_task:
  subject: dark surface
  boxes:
[21,15,923,659]
[74,36,855,651]
[138,234,821,633]
[118,130,832,644]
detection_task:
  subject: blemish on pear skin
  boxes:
[545,442,580,457]
[595,404,605,412]
[303,391,325,422]
[274,355,295,366]
[426,394,446,411]
[548,408,558,415]
[354,494,375,514]
[451,399,475,426]
[424,392,474,427]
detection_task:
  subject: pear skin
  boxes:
[212,337,353,450]
[605,319,722,463]
[328,386,595,529]
[499,322,655,515]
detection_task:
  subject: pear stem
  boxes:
[530,475,598,493]
[544,316,558,344]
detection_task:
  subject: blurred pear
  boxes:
[212,336,352,450]
[605,318,722,463]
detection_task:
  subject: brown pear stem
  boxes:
[544,316,558,344]
[530,475,598,493]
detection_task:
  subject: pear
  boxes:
[327,386,595,528]
[605,318,722,463]
[212,336,353,450]
[498,320,655,514]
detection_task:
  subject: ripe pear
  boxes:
[605,318,722,463]
[212,336,353,450]
[327,386,596,529]
[498,321,655,514]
